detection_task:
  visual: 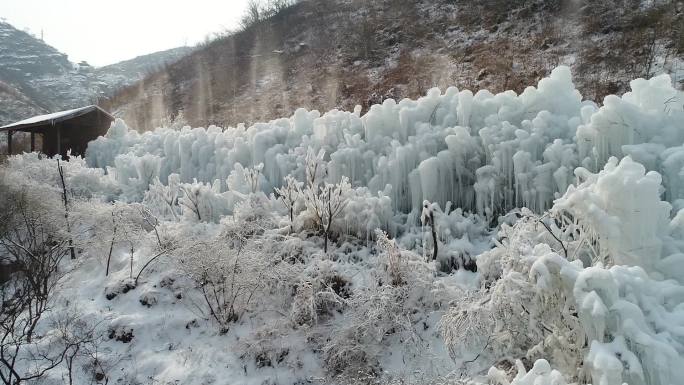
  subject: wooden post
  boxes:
[30,132,35,152]
[6,130,12,155]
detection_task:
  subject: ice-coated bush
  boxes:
[443,156,684,385]
[375,229,406,286]
[322,236,442,378]
[552,155,671,269]
[7,152,120,201]
[487,359,567,385]
[175,217,298,333]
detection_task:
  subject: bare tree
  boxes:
[303,177,351,253]
[87,203,148,278]
[51,312,104,385]
[274,174,302,232]
[105,210,117,277]
[0,184,77,384]
[267,0,295,14]
[300,147,350,253]
[240,0,264,29]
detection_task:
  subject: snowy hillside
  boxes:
[106,0,684,131]
[0,21,192,126]
[1,67,684,385]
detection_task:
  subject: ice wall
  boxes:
[86,67,683,219]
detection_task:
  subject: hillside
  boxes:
[0,21,193,126]
[105,0,684,131]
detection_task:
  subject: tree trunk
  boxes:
[430,212,438,261]
[289,207,294,233]
[106,221,116,276]
[325,188,331,253]
[129,244,134,279]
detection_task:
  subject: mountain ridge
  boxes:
[0,20,193,127]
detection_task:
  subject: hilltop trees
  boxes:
[240,0,298,29]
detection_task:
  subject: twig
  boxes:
[537,216,567,258]
[462,335,492,365]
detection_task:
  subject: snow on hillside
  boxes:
[1,67,684,385]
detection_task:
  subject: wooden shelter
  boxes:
[1,105,114,158]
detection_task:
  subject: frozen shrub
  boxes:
[177,233,266,333]
[322,249,438,378]
[375,229,406,286]
[274,174,303,232]
[323,285,412,376]
[303,175,352,252]
[290,281,316,327]
[176,216,299,333]
[74,201,153,277]
[236,323,302,376]
[143,174,181,220]
[443,157,684,384]
[441,216,585,380]
[487,359,567,385]
[231,192,277,236]
[178,179,236,223]
[301,259,350,320]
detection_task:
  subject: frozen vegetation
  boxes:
[1,66,684,384]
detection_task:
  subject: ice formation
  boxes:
[87,67,683,227]
[553,156,671,268]
[76,69,587,214]
[467,156,684,385]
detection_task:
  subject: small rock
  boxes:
[139,292,158,308]
[108,326,134,343]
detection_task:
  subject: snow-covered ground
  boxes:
[1,66,684,385]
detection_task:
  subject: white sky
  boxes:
[0,0,250,67]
